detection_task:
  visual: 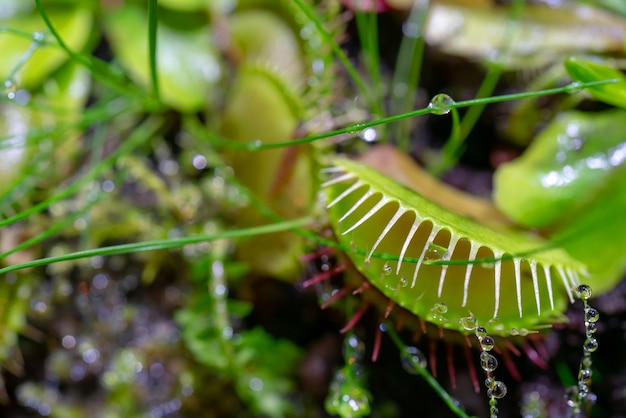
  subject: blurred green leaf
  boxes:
[104,4,221,112]
[564,56,626,108]
[0,5,93,88]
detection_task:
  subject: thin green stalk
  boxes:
[0,217,313,275]
[392,0,430,150]
[147,0,160,101]
[292,0,377,110]
[354,8,384,117]
[429,107,462,176]
[186,117,555,269]
[430,0,526,175]
[384,324,475,418]
[34,0,150,102]
[209,241,236,368]
[0,115,161,227]
[4,33,45,83]
[0,195,96,262]
[195,79,617,151]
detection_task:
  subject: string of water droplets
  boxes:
[566,284,599,416]
[475,325,507,418]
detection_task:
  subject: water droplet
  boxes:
[583,337,598,353]
[249,377,264,392]
[82,347,100,364]
[399,277,408,288]
[565,386,579,408]
[461,314,477,331]
[475,326,488,339]
[360,127,377,142]
[32,31,45,42]
[343,334,366,362]
[347,123,365,134]
[577,284,592,300]
[382,263,392,276]
[424,243,449,261]
[565,81,584,93]
[401,346,427,373]
[584,307,599,323]
[192,154,208,170]
[311,59,324,74]
[341,388,370,415]
[490,405,499,417]
[247,140,263,150]
[586,322,598,335]
[480,336,495,351]
[488,381,507,399]
[433,302,448,314]
[480,352,498,372]
[579,368,592,383]
[214,284,227,297]
[3,79,17,99]
[428,93,455,115]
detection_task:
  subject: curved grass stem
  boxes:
[0,217,314,276]
[384,323,476,418]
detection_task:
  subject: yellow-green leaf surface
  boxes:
[0,4,93,89]
[494,109,626,228]
[565,57,626,108]
[221,68,315,281]
[0,61,90,198]
[325,157,586,335]
[104,4,221,112]
[229,9,305,90]
[425,2,626,69]
[494,108,626,295]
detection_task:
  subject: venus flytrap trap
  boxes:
[1,0,626,417]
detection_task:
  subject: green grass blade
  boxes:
[0,217,313,275]
[147,0,160,101]
[0,115,161,227]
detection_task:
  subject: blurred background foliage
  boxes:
[1,0,626,417]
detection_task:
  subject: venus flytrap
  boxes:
[2,1,626,417]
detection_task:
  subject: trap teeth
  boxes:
[323,157,588,335]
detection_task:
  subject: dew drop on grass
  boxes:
[480,352,498,372]
[399,277,408,288]
[347,123,365,134]
[3,79,17,99]
[488,381,507,399]
[583,337,598,353]
[585,307,599,323]
[424,243,449,261]
[401,346,427,373]
[565,81,584,93]
[461,314,477,330]
[427,93,455,115]
[32,31,45,42]
[246,140,263,151]
[577,284,593,300]
[475,326,488,339]
[480,336,495,351]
